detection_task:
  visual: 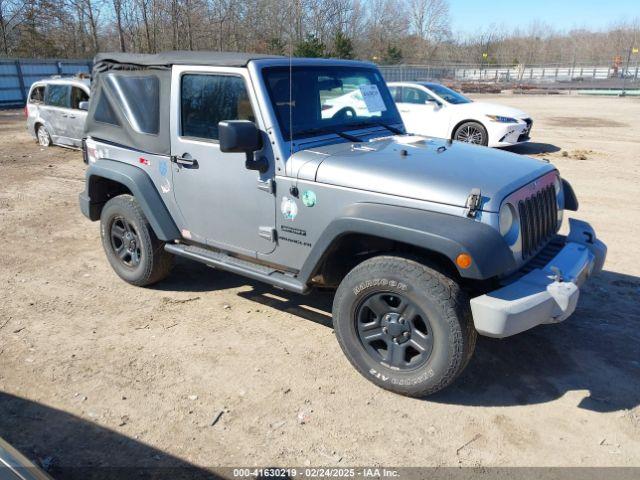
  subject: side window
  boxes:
[93,92,120,126]
[180,74,255,141]
[29,86,45,104]
[401,87,432,105]
[70,87,89,110]
[388,86,400,102]
[45,85,70,108]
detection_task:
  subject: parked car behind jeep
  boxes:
[26,77,90,148]
[387,81,533,147]
[79,52,606,397]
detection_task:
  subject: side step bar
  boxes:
[165,243,308,294]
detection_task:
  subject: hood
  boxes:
[459,101,529,119]
[290,136,553,212]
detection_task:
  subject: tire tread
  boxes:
[100,194,173,287]
[333,255,476,397]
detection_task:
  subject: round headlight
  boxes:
[499,203,514,236]
[557,206,563,228]
[554,175,563,228]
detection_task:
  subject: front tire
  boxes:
[100,194,174,286]
[37,124,51,147]
[332,255,476,397]
[453,121,488,146]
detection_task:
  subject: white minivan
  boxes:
[25,77,90,148]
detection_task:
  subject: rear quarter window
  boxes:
[29,86,45,104]
[104,74,160,134]
[93,92,120,126]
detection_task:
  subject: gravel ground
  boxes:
[0,94,639,476]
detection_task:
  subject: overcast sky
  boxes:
[449,0,638,34]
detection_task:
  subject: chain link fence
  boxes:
[378,63,640,91]
[2,58,640,108]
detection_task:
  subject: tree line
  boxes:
[1,0,638,66]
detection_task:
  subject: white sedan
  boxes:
[387,81,533,147]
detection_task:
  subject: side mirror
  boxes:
[219,120,262,153]
[425,98,442,107]
[78,101,89,111]
[218,120,268,173]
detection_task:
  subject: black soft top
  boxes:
[86,51,283,155]
[94,51,282,69]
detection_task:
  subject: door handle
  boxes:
[172,154,198,167]
[68,115,76,119]
[399,109,409,113]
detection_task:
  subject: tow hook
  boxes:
[550,266,564,282]
[464,188,482,218]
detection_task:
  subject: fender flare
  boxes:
[298,203,516,282]
[80,159,180,241]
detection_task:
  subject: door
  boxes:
[170,66,276,256]
[396,86,448,138]
[67,86,90,145]
[41,84,71,143]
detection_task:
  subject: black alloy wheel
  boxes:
[109,216,142,268]
[356,292,433,371]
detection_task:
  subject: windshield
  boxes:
[424,84,471,105]
[263,66,402,140]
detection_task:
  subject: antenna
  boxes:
[288,0,302,197]
[289,0,294,163]
[288,0,317,197]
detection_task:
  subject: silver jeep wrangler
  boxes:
[79,52,606,397]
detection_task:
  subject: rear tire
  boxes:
[100,194,174,286]
[332,255,476,397]
[453,121,488,146]
[36,124,51,147]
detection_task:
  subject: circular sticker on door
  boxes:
[302,190,317,207]
[281,196,298,220]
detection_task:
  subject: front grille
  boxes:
[518,183,558,259]
[501,235,564,284]
[518,118,533,142]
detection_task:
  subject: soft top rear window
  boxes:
[104,73,160,134]
[94,92,120,126]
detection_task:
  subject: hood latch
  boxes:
[465,188,482,218]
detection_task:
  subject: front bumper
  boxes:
[490,119,532,147]
[470,219,607,338]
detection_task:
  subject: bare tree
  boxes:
[409,0,449,41]
[112,0,126,51]
[1,0,637,68]
[0,0,26,54]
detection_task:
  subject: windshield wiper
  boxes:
[344,121,404,135]
[294,127,363,143]
[335,131,363,142]
[374,122,404,135]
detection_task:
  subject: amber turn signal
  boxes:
[456,253,473,269]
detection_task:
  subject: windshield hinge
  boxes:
[259,226,277,242]
[257,178,275,194]
[465,188,482,218]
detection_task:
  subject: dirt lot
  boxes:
[1,94,639,475]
